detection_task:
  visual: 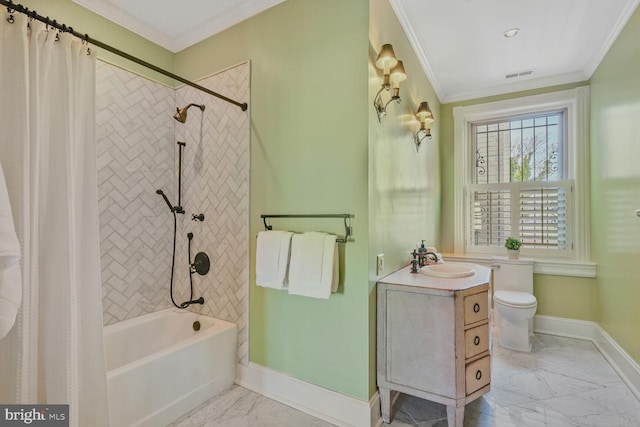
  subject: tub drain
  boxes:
[192,321,201,331]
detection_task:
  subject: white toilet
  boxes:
[491,256,537,352]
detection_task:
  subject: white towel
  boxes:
[0,161,21,340]
[256,230,293,289]
[288,232,338,299]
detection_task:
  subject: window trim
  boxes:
[452,87,594,278]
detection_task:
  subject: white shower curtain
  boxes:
[0,13,109,427]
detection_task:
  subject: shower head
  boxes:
[173,103,205,123]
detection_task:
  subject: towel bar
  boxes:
[260,214,354,243]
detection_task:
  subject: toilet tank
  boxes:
[491,256,534,294]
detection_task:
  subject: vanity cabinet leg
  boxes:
[380,388,391,423]
[446,404,464,427]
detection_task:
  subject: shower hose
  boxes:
[168,210,195,309]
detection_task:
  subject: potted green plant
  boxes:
[505,237,522,259]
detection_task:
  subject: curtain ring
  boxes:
[6,14,14,24]
[86,47,92,56]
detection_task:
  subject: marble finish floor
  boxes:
[167,384,334,427]
[169,334,640,426]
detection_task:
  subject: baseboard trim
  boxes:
[236,363,379,427]
[236,318,639,427]
[534,315,640,400]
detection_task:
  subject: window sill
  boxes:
[442,254,596,278]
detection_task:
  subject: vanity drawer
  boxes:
[465,355,491,395]
[464,323,489,359]
[464,291,489,325]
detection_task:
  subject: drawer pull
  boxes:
[473,303,480,313]
[475,370,482,380]
[474,336,480,346]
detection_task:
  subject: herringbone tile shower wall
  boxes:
[96,62,176,326]
[96,61,250,365]
[175,62,250,364]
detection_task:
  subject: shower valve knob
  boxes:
[192,213,205,221]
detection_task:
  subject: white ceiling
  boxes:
[71,0,286,53]
[390,0,640,102]
[73,0,639,103]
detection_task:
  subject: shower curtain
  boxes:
[0,13,109,427]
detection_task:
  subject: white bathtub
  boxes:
[104,308,237,427]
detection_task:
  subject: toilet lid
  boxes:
[494,290,537,307]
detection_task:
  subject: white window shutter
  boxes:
[518,185,568,249]
[472,188,512,246]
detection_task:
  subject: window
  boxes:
[471,111,571,256]
[452,87,595,277]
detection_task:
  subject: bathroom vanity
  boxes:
[376,263,492,426]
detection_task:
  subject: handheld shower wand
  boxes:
[156,189,173,211]
[155,189,184,214]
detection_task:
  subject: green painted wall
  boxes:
[177,0,372,400]
[590,6,640,363]
[439,84,597,322]
[368,0,441,278]
[34,0,640,397]
[368,0,441,397]
[439,6,640,364]
[21,0,175,85]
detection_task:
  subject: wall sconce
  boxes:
[414,101,434,152]
[373,44,407,122]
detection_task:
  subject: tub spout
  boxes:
[179,297,205,308]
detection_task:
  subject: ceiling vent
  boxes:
[506,70,534,79]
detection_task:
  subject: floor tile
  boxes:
[167,385,334,427]
[170,333,640,426]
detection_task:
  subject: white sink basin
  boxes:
[420,263,476,278]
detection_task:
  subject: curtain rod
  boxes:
[0,0,248,111]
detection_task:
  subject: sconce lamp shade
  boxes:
[416,101,434,123]
[390,61,408,88]
[373,43,406,122]
[414,101,435,153]
[375,44,398,73]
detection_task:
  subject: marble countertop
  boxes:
[378,263,491,291]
